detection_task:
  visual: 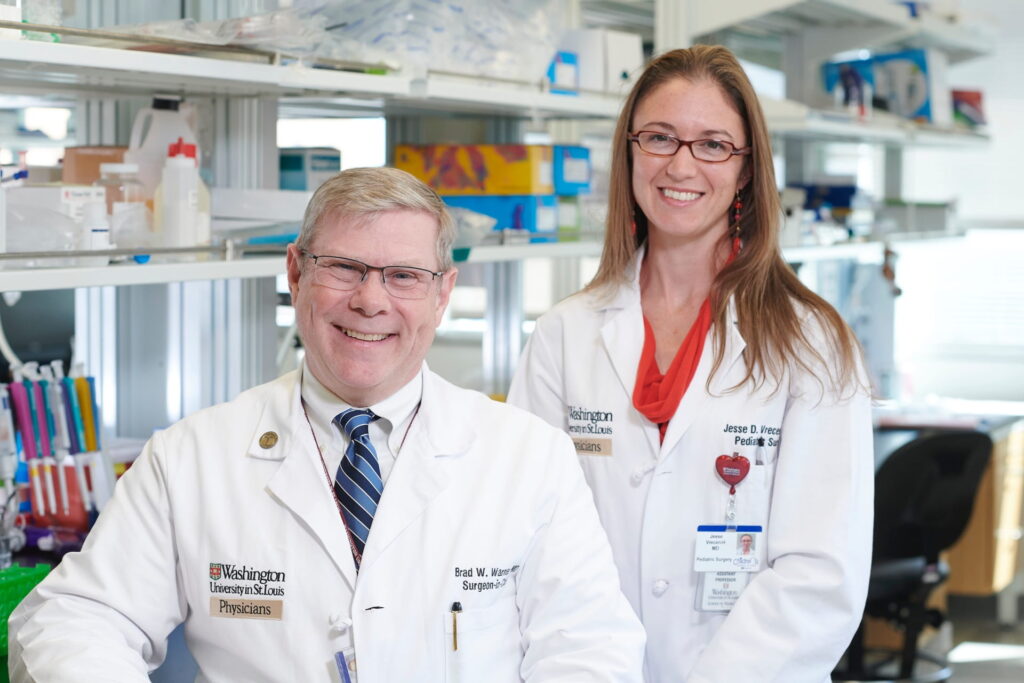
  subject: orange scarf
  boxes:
[633,238,739,442]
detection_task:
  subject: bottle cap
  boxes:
[168,137,197,159]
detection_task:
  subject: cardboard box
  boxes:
[604,30,644,96]
[395,144,554,196]
[557,195,581,241]
[8,185,107,223]
[822,48,952,125]
[553,145,591,195]
[62,146,127,185]
[558,29,643,94]
[442,195,558,240]
[952,89,985,128]
[279,147,341,191]
[546,51,579,95]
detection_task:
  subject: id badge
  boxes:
[696,571,749,612]
[693,525,762,572]
[335,648,357,683]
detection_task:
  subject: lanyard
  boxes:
[302,399,420,568]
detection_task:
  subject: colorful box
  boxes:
[442,195,557,240]
[952,89,985,128]
[395,144,554,196]
[822,48,951,125]
[547,51,579,96]
[557,195,581,241]
[279,148,341,191]
[553,145,591,195]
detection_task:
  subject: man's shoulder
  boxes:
[163,371,295,436]
[426,371,568,442]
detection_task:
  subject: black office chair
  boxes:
[833,430,993,683]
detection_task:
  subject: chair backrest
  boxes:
[873,430,992,562]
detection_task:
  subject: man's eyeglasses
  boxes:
[302,251,444,300]
[628,130,751,163]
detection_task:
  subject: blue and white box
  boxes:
[553,146,591,195]
[279,148,341,191]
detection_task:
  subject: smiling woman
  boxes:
[508,44,874,683]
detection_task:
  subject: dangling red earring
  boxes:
[731,191,743,254]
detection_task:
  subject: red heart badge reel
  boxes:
[715,453,750,495]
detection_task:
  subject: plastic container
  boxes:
[4,202,79,268]
[123,96,200,200]
[94,162,152,261]
[153,138,210,257]
[78,201,113,267]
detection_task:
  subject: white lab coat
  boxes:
[508,254,874,683]
[9,366,645,682]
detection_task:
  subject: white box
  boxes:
[558,29,643,94]
[7,185,106,223]
[604,30,644,96]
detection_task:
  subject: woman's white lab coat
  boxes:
[9,367,644,682]
[508,255,873,683]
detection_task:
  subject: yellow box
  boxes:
[394,144,554,196]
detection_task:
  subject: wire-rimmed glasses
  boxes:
[302,251,444,300]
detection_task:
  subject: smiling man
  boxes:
[9,167,644,683]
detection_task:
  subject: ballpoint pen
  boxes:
[450,601,462,651]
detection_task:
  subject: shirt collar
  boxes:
[300,361,423,442]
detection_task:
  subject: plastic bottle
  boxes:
[153,138,211,258]
[79,201,113,267]
[123,96,200,200]
[94,163,152,263]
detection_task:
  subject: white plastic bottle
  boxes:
[124,96,201,201]
[79,201,113,267]
[153,137,211,259]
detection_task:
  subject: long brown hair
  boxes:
[587,45,860,394]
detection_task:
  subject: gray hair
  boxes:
[296,166,455,271]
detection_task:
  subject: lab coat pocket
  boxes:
[443,596,522,682]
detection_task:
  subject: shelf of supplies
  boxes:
[693,0,991,63]
[0,37,623,120]
[782,241,885,264]
[0,38,410,99]
[0,255,285,292]
[762,97,989,146]
[463,241,604,263]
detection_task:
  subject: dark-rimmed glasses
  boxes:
[628,130,751,163]
[302,251,445,300]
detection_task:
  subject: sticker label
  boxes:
[210,597,283,620]
[572,437,612,456]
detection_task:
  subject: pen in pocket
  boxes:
[450,601,462,651]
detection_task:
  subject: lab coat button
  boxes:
[652,579,669,596]
[329,614,352,635]
[630,469,646,486]
[258,431,278,448]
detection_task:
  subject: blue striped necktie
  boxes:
[333,408,383,569]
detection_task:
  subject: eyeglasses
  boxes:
[628,130,751,163]
[302,251,445,300]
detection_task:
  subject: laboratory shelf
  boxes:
[463,241,604,263]
[0,37,621,120]
[0,256,286,293]
[692,0,991,63]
